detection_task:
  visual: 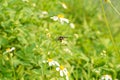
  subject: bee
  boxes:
[57,36,67,42]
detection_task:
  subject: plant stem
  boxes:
[100,0,119,55]
[109,0,120,16]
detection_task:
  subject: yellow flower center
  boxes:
[60,65,64,70]
[57,14,64,18]
[6,48,11,52]
[48,59,53,62]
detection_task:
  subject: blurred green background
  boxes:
[0,0,120,80]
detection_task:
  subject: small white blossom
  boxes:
[43,59,60,66]
[6,47,15,53]
[100,74,112,80]
[50,14,69,24]
[70,23,75,29]
[56,65,69,80]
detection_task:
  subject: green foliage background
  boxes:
[0,0,120,80]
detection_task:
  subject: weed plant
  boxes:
[0,0,120,80]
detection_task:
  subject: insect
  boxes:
[57,36,67,42]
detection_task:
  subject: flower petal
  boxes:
[11,47,15,51]
[49,62,52,66]
[60,70,64,77]
[63,18,69,23]
[54,61,60,66]
[70,23,75,29]
[59,18,64,24]
[63,68,68,76]
[56,67,60,71]
[52,62,55,66]
[50,16,58,21]
[66,76,69,80]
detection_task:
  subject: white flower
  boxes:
[6,47,15,53]
[44,59,60,66]
[70,23,75,29]
[56,65,69,78]
[50,14,69,24]
[100,74,112,80]
[50,16,58,21]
